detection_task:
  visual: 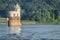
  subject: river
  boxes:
[0,24,60,40]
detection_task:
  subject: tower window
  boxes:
[17,14,18,16]
[13,13,15,17]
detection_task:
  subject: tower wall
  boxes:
[8,10,21,27]
[9,11,20,17]
[8,17,21,27]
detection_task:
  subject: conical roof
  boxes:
[14,3,20,9]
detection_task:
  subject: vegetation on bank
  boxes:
[0,0,60,24]
[0,18,60,24]
[22,20,60,24]
[0,18,7,24]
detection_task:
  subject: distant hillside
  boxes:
[0,0,60,24]
[0,0,60,10]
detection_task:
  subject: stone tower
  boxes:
[8,4,21,27]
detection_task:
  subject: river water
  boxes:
[0,24,60,40]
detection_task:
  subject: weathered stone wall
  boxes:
[8,17,21,27]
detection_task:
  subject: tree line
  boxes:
[0,0,60,24]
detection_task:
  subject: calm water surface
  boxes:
[0,24,60,40]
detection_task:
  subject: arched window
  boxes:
[17,14,18,16]
[13,13,15,17]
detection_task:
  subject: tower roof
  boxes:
[14,3,20,9]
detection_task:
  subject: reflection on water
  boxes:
[8,27,21,34]
[0,24,60,40]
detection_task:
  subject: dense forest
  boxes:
[0,0,60,24]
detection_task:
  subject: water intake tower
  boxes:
[8,4,21,27]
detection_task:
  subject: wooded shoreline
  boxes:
[0,18,60,24]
